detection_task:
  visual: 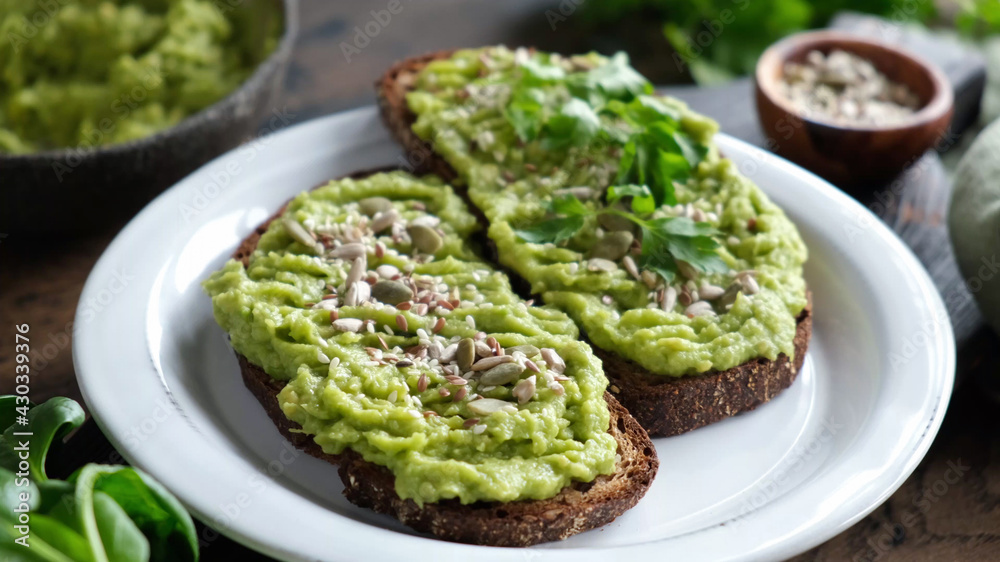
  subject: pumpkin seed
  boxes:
[408,224,443,254]
[371,280,413,305]
[480,362,524,385]
[590,231,633,261]
[468,398,517,416]
[359,197,394,216]
[505,345,539,357]
[587,258,618,273]
[597,212,636,233]
[457,338,476,371]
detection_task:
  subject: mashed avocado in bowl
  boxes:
[0,0,294,233]
[0,0,282,154]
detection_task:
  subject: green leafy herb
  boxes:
[0,397,199,562]
[541,99,602,149]
[567,52,652,106]
[515,193,725,283]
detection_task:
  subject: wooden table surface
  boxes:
[3,1,1000,560]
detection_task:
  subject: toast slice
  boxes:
[227,175,658,546]
[376,51,813,437]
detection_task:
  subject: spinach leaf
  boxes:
[0,397,84,482]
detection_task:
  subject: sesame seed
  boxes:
[465,315,476,329]
[472,424,486,435]
[387,390,397,403]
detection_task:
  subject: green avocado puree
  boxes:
[203,172,617,505]
[0,0,282,154]
[406,46,808,376]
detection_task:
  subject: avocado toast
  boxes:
[203,171,657,546]
[377,47,812,437]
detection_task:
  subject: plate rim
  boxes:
[73,106,955,562]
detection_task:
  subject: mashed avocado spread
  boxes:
[203,172,617,505]
[406,47,808,376]
[0,0,281,154]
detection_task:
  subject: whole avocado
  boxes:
[949,118,1000,334]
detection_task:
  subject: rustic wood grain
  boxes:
[2,1,997,560]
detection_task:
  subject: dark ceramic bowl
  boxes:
[0,0,298,233]
[755,31,953,188]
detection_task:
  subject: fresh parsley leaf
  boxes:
[642,217,728,276]
[541,99,601,149]
[520,56,567,83]
[549,193,592,216]
[505,87,546,142]
[607,184,655,215]
[570,52,652,106]
[515,215,586,245]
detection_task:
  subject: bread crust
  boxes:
[227,177,658,546]
[376,50,814,437]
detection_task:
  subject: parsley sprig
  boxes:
[505,52,721,284]
[515,189,728,283]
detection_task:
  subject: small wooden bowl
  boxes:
[755,31,953,188]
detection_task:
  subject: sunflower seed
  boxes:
[472,355,513,371]
[468,398,517,416]
[741,275,760,295]
[661,286,677,312]
[346,257,367,287]
[329,242,366,260]
[282,216,322,254]
[474,341,493,358]
[376,264,400,278]
[505,345,539,357]
[699,283,725,300]
[685,301,716,317]
[370,209,400,233]
[512,375,536,404]
[540,348,566,373]
[623,255,640,280]
[344,281,369,307]
[332,318,363,332]
[554,186,599,200]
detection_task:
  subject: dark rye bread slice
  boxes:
[376,51,814,437]
[227,178,659,546]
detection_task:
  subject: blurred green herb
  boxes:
[579,0,953,84]
[0,396,199,562]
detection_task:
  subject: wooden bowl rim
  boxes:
[755,30,953,133]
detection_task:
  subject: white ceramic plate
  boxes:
[74,107,955,562]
